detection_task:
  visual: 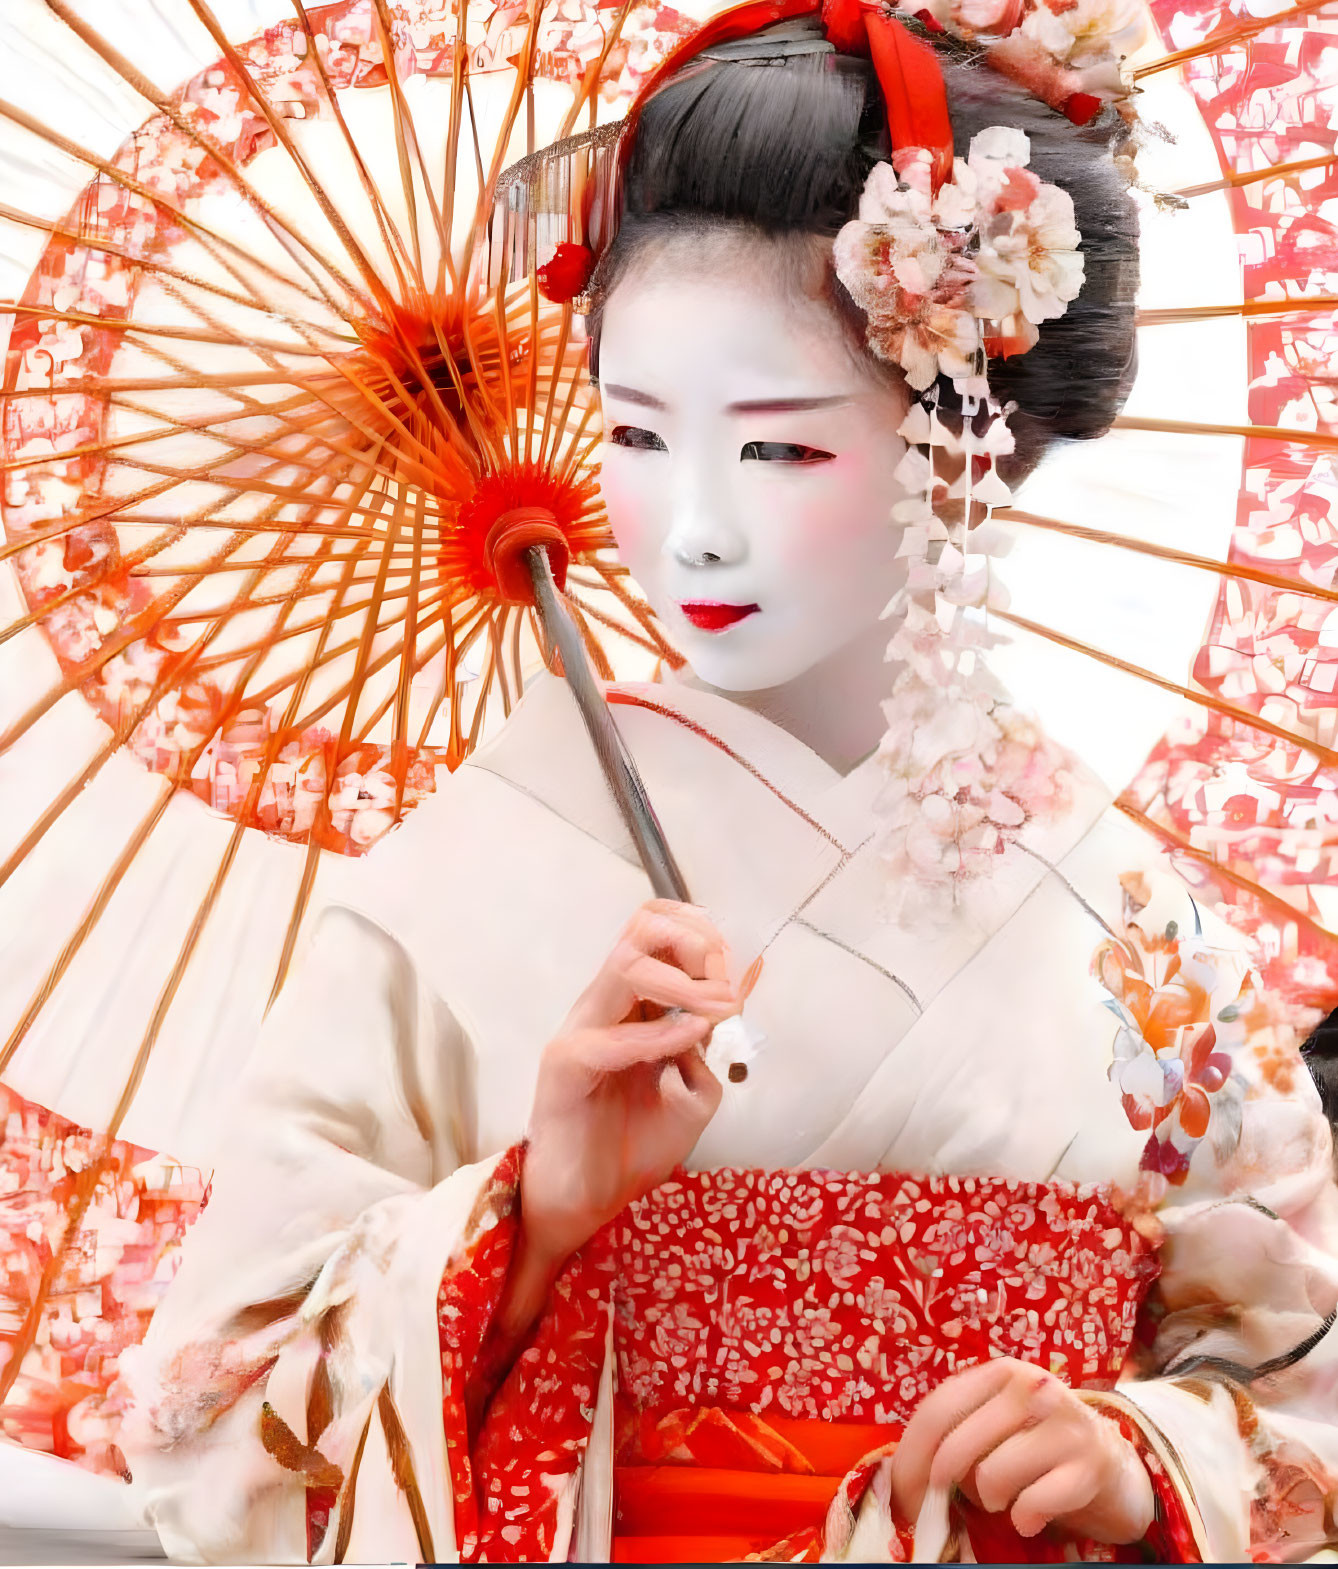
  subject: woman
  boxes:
[122,2,1338,1562]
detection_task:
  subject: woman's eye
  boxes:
[740,441,834,464]
[609,425,667,452]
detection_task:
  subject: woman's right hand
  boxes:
[518,899,737,1274]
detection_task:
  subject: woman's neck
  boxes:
[676,615,898,776]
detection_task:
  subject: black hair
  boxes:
[1303,1004,1338,1144]
[586,17,1141,484]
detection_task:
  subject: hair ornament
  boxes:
[896,0,1147,124]
[834,129,1083,919]
[515,0,1138,303]
[870,385,1078,923]
[834,127,1085,388]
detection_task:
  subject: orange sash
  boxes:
[613,1411,894,1563]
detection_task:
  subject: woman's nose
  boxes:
[663,481,747,569]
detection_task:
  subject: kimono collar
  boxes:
[468,672,882,859]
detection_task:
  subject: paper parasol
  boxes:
[0,0,1333,1478]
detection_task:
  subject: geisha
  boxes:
[122,1,1338,1562]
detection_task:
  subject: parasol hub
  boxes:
[484,507,571,605]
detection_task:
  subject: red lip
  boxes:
[680,602,760,632]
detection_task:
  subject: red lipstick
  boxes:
[680,602,760,632]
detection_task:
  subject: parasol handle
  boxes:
[525,544,692,903]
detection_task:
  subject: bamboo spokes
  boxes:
[390,493,427,817]
[369,0,454,295]
[1134,0,1337,78]
[556,0,637,141]
[101,361,428,492]
[440,0,471,295]
[72,0,372,317]
[289,0,418,304]
[565,587,676,662]
[0,452,393,1410]
[413,604,495,757]
[0,425,341,653]
[0,300,350,356]
[460,2,549,270]
[484,609,514,719]
[996,509,1338,604]
[3,367,328,401]
[0,526,266,760]
[1175,151,1338,200]
[537,302,576,472]
[0,435,385,773]
[107,394,429,501]
[0,95,335,315]
[351,606,487,744]
[265,479,411,1003]
[0,520,182,651]
[0,387,318,477]
[161,564,411,619]
[46,457,434,533]
[583,559,681,665]
[524,271,542,469]
[137,253,466,498]
[0,442,375,906]
[1137,296,1338,325]
[183,575,452,678]
[268,584,462,737]
[0,200,342,339]
[0,475,184,568]
[1113,414,1338,451]
[176,0,382,313]
[126,547,425,579]
[993,607,1338,771]
[1116,799,1338,948]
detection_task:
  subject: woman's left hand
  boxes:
[889,1358,1155,1545]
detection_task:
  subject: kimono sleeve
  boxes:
[1094,874,1338,1561]
[120,903,513,1566]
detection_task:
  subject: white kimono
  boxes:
[122,672,1338,1563]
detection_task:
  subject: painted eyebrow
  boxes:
[727,395,853,414]
[600,385,853,415]
[600,383,668,411]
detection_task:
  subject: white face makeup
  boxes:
[596,236,910,694]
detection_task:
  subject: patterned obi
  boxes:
[607,1168,1161,1563]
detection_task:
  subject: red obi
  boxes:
[440,1163,1197,1564]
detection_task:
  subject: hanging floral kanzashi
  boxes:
[835,129,1086,921]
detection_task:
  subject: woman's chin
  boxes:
[675,635,822,695]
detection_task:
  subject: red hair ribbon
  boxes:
[630,0,955,191]
[543,0,956,299]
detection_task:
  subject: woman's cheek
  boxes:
[764,458,885,573]
[598,459,659,567]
